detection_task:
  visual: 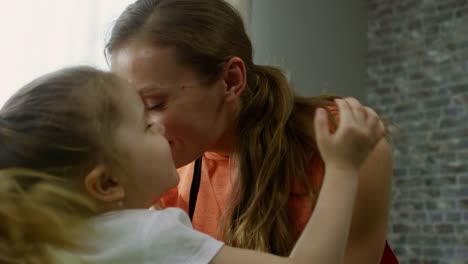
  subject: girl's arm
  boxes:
[334,98,393,264]
[210,98,386,264]
[211,167,359,264]
[343,139,393,264]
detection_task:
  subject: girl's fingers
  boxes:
[334,98,386,146]
[379,120,387,137]
[365,110,380,142]
[364,107,378,129]
[335,98,353,126]
[314,108,330,141]
[364,106,386,138]
[345,97,367,123]
[363,105,378,120]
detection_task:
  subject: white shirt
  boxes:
[53,208,224,264]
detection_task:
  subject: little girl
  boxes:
[0,66,386,263]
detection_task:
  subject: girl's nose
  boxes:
[146,115,166,135]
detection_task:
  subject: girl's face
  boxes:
[114,82,179,208]
[111,43,234,168]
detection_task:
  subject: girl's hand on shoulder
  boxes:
[314,97,386,172]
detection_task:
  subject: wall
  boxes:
[225,0,251,31]
[250,0,367,99]
[368,0,468,263]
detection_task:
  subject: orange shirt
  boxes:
[160,150,323,239]
[159,107,398,263]
[160,151,234,238]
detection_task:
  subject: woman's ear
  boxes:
[222,56,247,103]
[84,165,125,203]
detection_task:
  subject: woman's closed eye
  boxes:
[142,93,167,111]
[145,102,165,111]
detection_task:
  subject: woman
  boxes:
[106,0,398,263]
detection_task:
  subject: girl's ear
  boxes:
[84,165,125,203]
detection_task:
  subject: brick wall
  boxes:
[367,0,468,263]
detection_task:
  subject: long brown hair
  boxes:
[0,67,126,263]
[106,0,337,255]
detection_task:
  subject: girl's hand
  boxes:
[314,97,386,172]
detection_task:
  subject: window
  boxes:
[0,0,134,106]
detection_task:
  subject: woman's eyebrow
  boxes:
[138,85,162,95]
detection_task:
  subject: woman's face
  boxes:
[113,82,179,207]
[111,42,234,168]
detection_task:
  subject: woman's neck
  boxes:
[209,121,237,157]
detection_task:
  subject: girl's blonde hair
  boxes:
[0,169,96,263]
[0,66,127,263]
[106,0,338,255]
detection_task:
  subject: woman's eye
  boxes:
[146,102,165,111]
